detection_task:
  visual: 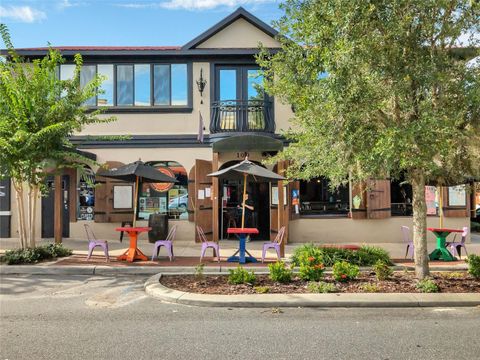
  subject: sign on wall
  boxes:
[425,186,437,215]
[113,185,133,209]
[448,185,466,207]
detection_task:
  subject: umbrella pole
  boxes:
[241,173,247,228]
[133,176,140,227]
[439,186,443,228]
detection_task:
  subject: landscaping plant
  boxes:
[228,266,256,285]
[373,260,394,281]
[307,281,337,294]
[254,286,270,294]
[4,244,72,265]
[361,283,380,293]
[416,279,440,293]
[0,25,116,249]
[291,243,323,266]
[298,253,325,282]
[194,263,205,281]
[332,261,360,282]
[268,261,293,283]
[466,254,480,279]
[259,0,480,280]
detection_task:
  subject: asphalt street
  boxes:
[1,274,479,360]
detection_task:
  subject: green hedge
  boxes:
[291,243,392,267]
[3,244,72,265]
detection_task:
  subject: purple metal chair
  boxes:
[261,226,286,263]
[446,226,469,258]
[151,225,177,262]
[401,226,414,259]
[197,226,220,263]
[84,224,109,262]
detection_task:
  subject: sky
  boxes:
[0,0,284,48]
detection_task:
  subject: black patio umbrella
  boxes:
[208,158,285,228]
[97,160,178,226]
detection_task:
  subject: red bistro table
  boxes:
[427,227,463,261]
[115,227,151,262]
[227,227,259,264]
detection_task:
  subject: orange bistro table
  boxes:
[115,226,151,262]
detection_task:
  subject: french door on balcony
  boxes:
[211,66,274,133]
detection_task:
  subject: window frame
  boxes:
[60,62,193,113]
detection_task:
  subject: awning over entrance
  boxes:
[211,134,283,152]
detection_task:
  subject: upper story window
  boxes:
[59,63,190,110]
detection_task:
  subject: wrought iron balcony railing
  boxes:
[210,100,274,134]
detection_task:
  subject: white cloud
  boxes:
[0,5,46,23]
[115,0,274,11]
[57,0,87,10]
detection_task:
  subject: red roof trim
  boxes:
[14,46,181,51]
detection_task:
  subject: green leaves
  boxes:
[0,26,115,185]
[259,0,480,186]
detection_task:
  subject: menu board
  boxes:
[113,185,133,209]
[425,186,437,215]
[448,185,466,206]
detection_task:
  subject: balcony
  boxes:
[210,100,275,134]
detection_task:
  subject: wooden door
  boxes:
[194,160,213,242]
[366,179,391,219]
[94,161,134,223]
[41,175,70,238]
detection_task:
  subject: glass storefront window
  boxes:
[299,177,349,216]
[98,64,114,106]
[77,168,95,220]
[80,65,96,106]
[116,65,134,106]
[137,161,188,220]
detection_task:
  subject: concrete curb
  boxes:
[0,263,468,276]
[144,274,480,308]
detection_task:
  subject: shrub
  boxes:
[416,279,439,293]
[291,243,323,266]
[291,244,392,267]
[466,254,480,279]
[356,246,392,266]
[373,260,394,281]
[4,244,72,265]
[361,283,380,293]
[254,286,270,294]
[228,266,256,285]
[194,263,205,281]
[332,261,360,282]
[307,281,338,293]
[268,261,293,283]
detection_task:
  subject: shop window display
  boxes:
[137,161,188,220]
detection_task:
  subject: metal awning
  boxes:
[211,134,283,152]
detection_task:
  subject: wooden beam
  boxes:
[277,161,285,257]
[54,175,62,244]
[212,152,219,242]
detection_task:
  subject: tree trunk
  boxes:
[411,171,430,279]
[13,181,27,249]
[27,184,38,248]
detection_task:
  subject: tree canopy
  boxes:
[258,0,480,187]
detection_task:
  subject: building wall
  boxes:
[196,18,280,49]
[289,216,471,244]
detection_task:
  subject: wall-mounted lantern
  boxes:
[196,68,207,104]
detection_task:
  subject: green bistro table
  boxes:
[427,227,463,261]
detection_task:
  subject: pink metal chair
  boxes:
[446,226,469,258]
[84,224,109,262]
[401,226,414,259]
[261,226,286,263]
[151,225,177,262]
[197,226,220,263]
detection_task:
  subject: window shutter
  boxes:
[94,161,134,223]
[187,166,195,222]
[442,186,469,217]
[351,181,367,219]
[366,179,391,219]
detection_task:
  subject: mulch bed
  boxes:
[161,272,480,295]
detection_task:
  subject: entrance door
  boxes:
[41,175,70,238]
[214,66,269,132]
[193,160,213,242]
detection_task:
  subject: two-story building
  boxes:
[1,8,473,245]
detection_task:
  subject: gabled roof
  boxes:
[13,46,180,51]
[182,7,278,50]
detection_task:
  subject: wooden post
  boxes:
[212,152,219,241]
[54,175,62,244]
[133,176,139,228]
[241,173,247,228]
[277,161,285,257]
